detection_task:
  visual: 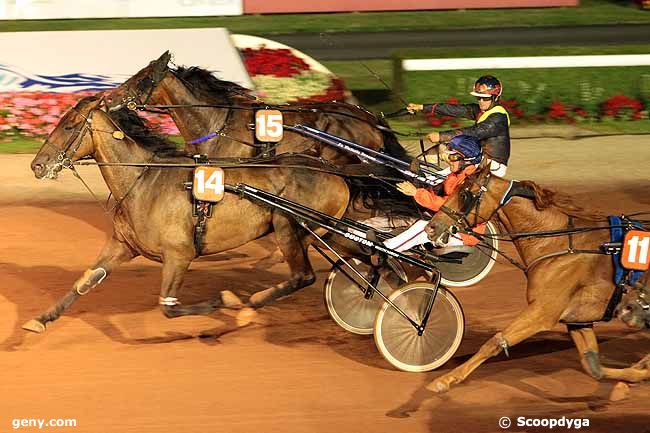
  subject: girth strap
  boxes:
[525,217,603,274]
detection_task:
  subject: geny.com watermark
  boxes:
[11,418,77,430]
[499,416,590,429]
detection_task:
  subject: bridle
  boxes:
[40,104,97,179]
[436,168,494,241]
[110,61,170,113]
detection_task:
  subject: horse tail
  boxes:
[377,117,411,162]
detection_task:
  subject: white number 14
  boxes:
[195,169,224,195]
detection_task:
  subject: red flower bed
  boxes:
[240,46,350,104]
[241,47,310,78]
[423,94,647,127]
[294,77,348,103]
[0,91,179,138]
[601,94,644,120]
[500,99,525,119]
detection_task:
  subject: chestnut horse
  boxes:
[105,51,408,165]
[424,165,649,392]
[26,96,352,333]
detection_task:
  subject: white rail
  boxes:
[402,54,650,71]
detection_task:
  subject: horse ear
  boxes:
[160,50,172,65]
[153,51,171,70]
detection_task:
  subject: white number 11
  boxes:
[626,235,650,265]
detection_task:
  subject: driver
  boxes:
[407,75,510,177]
[383,134,485,254]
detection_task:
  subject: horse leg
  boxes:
[22,236,136,333]
[427,300,565,393]
[154,252,225,318]
[569,326,650,382]
[248,214,315,308]
[156,251,244,318]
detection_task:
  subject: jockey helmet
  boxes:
[447,135,482,166]
[470,75,502,100]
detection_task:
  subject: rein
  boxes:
[438,174,650,273]
[131,102,419,137]
[49,103,157,215]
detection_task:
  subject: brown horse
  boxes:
[26,95,352,333]
[424,165,649,392]
[105,51,408,165]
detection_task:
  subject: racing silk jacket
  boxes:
[413,164,485,246]
[413,165,477,212]
[423,103,511,165]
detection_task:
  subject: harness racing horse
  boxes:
[25,96,352,333]
[103,53,505,289]
[105,51,408,165]
[424,166,649,392]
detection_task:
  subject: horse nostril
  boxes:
[31,163,46,178]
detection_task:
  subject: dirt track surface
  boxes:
[1,136,649,433]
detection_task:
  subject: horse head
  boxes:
[106,50,172,111]
[616,278,650,329]
[425,164,503,246]
[31,96,106,180]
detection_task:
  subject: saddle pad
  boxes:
[608,215,645,285]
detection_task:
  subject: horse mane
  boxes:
[516,180,606,221]
[376,116,410,161]
[460,166,605,221]
[172,66,253,101]
[109,108,185,157]
[173,66,411,158]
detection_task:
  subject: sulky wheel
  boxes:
[437,220,499,287]
[324,258,401,335]
[374,282,464,372]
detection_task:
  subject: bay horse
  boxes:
[26,95,352,333]
[105,51,408,165]
[424,165,649,392]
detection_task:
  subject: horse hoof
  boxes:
[609,382,630,402]
[22,319,46,333]
[221,290,243,308]
[426,380,449,394]
[435,382,449,393]
[248,290,272,308]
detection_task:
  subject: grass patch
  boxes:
[401,66,650,105]
[393,44,650,103]
[1,1,649,35]
[394,44,650,59]
[0,137,43,153]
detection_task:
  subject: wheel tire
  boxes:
[324,258,394,335]
[374,282,464,372]
[437,220,499,287]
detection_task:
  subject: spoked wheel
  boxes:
[437,221,499,287]
[324,258,401,335]
[374,282,464,372]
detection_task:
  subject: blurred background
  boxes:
[1,0,649,151]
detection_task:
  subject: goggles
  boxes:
[476,96,493,101]
[447,152,467,162]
